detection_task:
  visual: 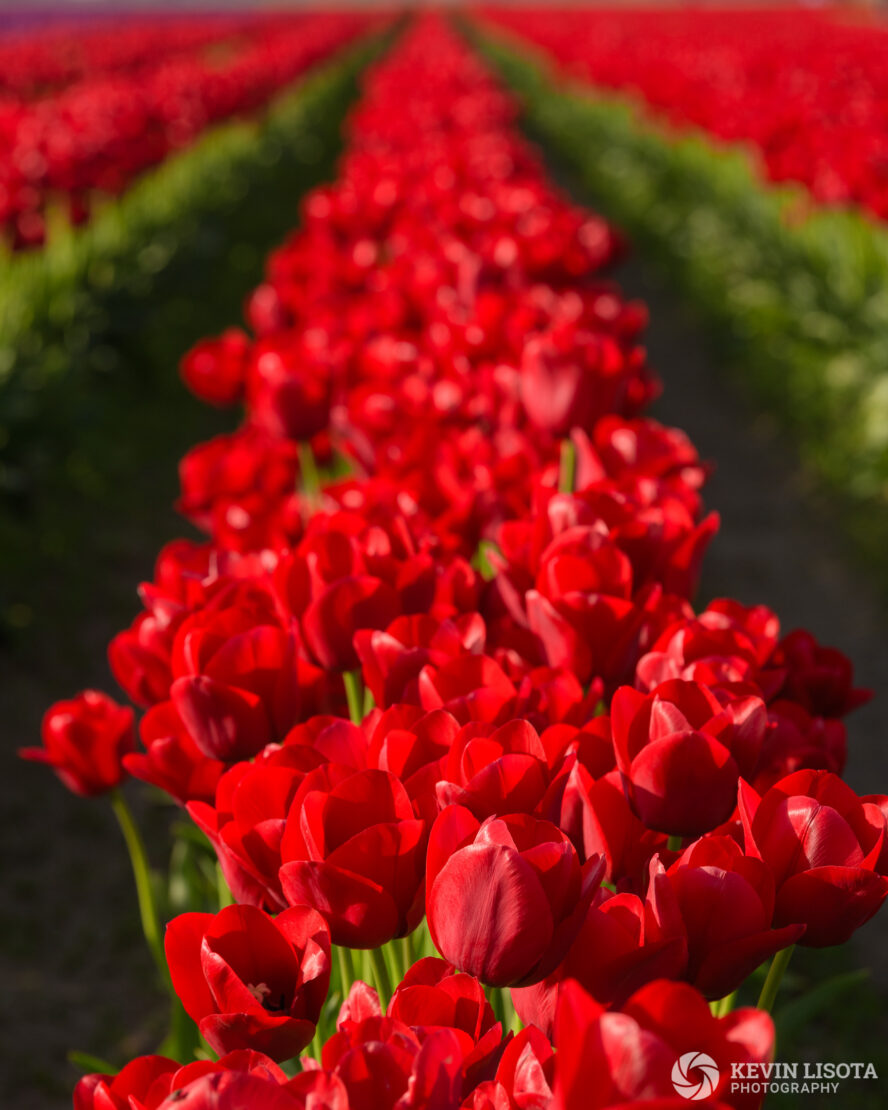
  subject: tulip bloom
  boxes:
[771,629,871,719]
[165,904,331,1061]
[74,1055,179,1110]
[426,806,603,986]
[76,1051,287,1110]
[657,838,805,998]
[388,957,505,1091]
[170,620,308,763]
[279,767,427,947]
[20,690,134,797]
[611,679,766,837]
[739,770,888,946]
[248,347,332,442]
[319,984,466,1110]
[180,329,250,407]
[158,1072,298,1109]
[469,1026,556,1109]
[554,978,774,1110]
[436,718,555,819]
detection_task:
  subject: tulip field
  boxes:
[478,7,888,557]
[6,8,888,1110]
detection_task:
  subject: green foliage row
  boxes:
[0,34,386,645]
[476,30,888,568]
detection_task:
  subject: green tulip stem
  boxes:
[757,945,795,1013]
[500,987,518,1034]
[217,863,234,909]
[110,789,167,985]
[298,440,321,499]
[558,438,577,494]
[385,938,404,986]
[337,945,353,1002]
[369,945,393,1010]
[667,835,683,853]
[344,670,364,725]
[716,990,738,1018]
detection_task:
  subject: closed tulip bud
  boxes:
[611,679,766,837]
[426,806,603,986]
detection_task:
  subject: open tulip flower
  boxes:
[554,978,774,1110]
[739,769,888,946]
[165,903,331,1061]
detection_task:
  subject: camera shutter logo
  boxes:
[672,1051,720,1100]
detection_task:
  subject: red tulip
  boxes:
[366,705,460,822]
[320,988,466,1110]
[611,679,766,837]
[436,718,554,820]
[76,1050,288,1110]
[170,621,307,762]
[770,629,871,718]
[180,329,250,407]
[426,806,603,986]
[519,326,650,436]
[74,1055,178,1110]
[302,576,402,673]
[470,1025,555,1109]
[753,701,846,792]
[279,767,427,947]
[20,690,134,797]
[557,767,667,884]
[388,957,506,1092]
[158,1071,299,1110]
[554,978,774,1110]
[165,903,331,1060]
[354,613,485,710]
[189,749,345,912]
[635,601,780,695]
[657,837,805,998]
[125,700,225,806]
[248,347,331,442]
[739,770,888,946]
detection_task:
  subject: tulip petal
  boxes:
[165,912,217,1023]
[427,842,554,986]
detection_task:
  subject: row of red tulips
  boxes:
[0,13,273,100]
[23,15,887,1110]
[482,6,888,221]
[0,12,376,249]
